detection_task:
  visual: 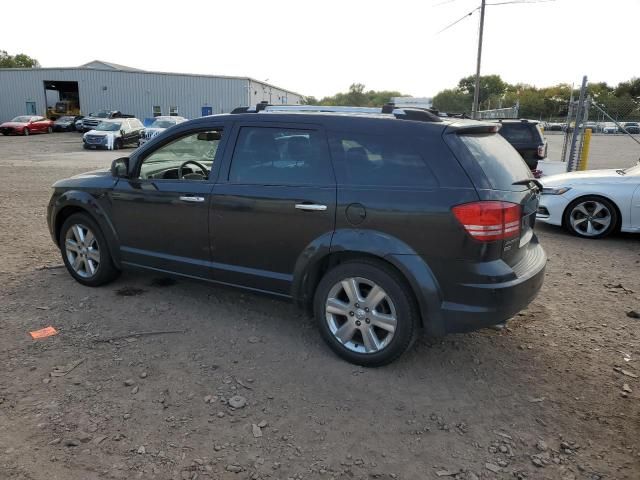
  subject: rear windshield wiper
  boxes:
[513,178,543,190]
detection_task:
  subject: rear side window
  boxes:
[229,126,333,185]
[328,132,437,188]
[459,134,532,190]
[498,123,538,143]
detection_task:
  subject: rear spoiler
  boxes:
[445,122,501,135]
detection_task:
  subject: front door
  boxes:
[109,126,227,278]
[209,123,336,294]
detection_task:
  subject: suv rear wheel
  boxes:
[59,213,120,286]
[314,260,418,367]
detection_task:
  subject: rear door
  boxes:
[449,129,541,267]
[209,122,336,294]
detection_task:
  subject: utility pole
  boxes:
[471,0,486,119]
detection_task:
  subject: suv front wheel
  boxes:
[314,260,418,367]
[59,213,120,286]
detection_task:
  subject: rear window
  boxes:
[498,123,540,143]
[459,133,532,190]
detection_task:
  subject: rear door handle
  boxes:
[295,203,327,211]
[179,196,205,203]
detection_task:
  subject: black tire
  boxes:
[313,259,419,367]
[563,195,618,239]
[82,144,89,149]
[114,138,123,150]
[23,128,30,136]
[47,126,53,133]
[59,213,120,287]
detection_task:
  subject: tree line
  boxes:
[432,74,640,121]
[0,50,40,68]
[304,76,640,121]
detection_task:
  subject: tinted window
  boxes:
[229,127,332,185]
[459,133,532,190]
[498,123,537,143]
[328,132,437,188]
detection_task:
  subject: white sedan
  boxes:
[537,163,640,238]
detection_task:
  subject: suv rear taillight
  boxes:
[537,145,545,158]
[452,201,521,242]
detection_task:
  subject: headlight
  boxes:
[542,186,571,195]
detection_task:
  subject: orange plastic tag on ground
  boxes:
[29,326,58,339]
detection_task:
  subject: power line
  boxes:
[437,6,480,34]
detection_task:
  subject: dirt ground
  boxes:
[1,133,639,480]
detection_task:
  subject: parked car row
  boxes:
[0,116,54,135]
[539,120,640,134]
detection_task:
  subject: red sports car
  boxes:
[0,115,54,136]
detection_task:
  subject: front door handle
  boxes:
[295,203,327,211]
[179,196,205,203]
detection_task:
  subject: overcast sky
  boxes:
[2,0,638,98]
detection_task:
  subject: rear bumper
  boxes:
[393,239,546,335]
[440,241,546,333]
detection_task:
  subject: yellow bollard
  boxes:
[579,128,592,171]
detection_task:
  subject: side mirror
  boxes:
[111,157,129,178]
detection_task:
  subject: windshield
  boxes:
[11,116,32,123]
[57,116,74,122]
[150,120,176,129]
[95,121,122,132]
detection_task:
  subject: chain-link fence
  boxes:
[540,78,640,171]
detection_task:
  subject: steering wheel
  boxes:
[178,160,209,179]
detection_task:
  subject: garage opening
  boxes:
[43,80,80,120]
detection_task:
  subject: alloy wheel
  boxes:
[325,277,397,354]
[64,224,100,278]
[569,200,612,237]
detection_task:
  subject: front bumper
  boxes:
[536,194,570,227]
[1,127,20,134]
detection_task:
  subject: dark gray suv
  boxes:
[47,105,546,366]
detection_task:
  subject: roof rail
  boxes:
[231,103,443,123]
[263,105,384,114]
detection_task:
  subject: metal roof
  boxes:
[0,60,304,97]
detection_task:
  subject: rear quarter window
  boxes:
[328,132,438,188]
[459,133,532,191]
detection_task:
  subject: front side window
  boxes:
[139,130,222,181]
[228,127,332,185]
[328,132,437,188]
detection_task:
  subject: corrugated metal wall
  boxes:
[0,68,303,121]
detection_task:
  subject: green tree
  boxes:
[316,84,406,107]
[432,88,471,113]
[457,74,507,107]
[0,50,40,68]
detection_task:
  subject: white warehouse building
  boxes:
[0,60,304,121]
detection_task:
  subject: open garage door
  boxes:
[43,80,80,120]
